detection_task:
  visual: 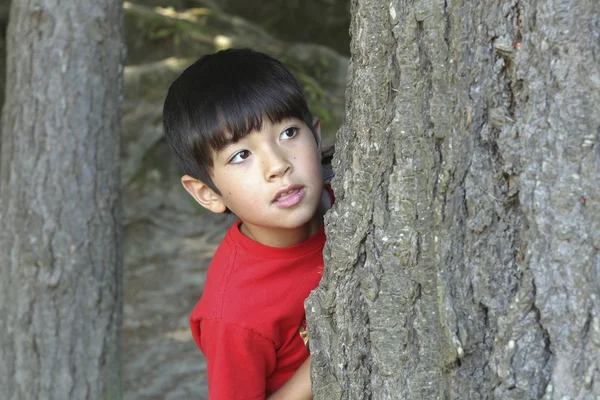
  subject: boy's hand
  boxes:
[267,357,312,400]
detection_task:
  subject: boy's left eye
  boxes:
[280,127,298,140]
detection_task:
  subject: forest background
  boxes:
[1,0,599,399]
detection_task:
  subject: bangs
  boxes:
[206,84,309,151]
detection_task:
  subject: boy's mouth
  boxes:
[272,185,305,208]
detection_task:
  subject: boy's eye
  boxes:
[280,127,298,140]
[229,150,251,164]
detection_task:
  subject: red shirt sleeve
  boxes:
[196,318,277,400]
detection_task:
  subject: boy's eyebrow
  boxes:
[213,136,236,156]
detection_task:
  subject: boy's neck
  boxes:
[239,212,323,248]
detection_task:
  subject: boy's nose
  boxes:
[264,150,291,180]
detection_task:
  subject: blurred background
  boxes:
[0,1,349,398]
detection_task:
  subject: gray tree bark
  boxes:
[307,0,599,398]
[0,1,125,399]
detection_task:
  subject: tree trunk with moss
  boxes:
[0,1,125,399]
[306,0,599,398]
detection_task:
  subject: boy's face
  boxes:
[183,117,324,247]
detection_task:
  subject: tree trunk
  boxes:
[0,1,125,399]
[306,0,599,398]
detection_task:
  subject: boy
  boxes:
[162,49,333,399]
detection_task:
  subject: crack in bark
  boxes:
[432,138,445,221]
[530,279,553,360]
[443,0,451,50]
[415,20,433,137]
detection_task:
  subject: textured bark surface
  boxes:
[0,1,125,399]
[306,0,599,398]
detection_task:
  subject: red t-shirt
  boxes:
[190,220,326,399]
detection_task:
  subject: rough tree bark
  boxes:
[0,1,125,399]
[307,0,599,399]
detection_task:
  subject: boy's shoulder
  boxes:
[190,219,326,337]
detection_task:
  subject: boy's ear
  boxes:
[181,175,227,214]
[312,117,322,147]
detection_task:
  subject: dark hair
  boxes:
[163,48,317,193]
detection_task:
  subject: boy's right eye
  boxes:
[229,150,251,164]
